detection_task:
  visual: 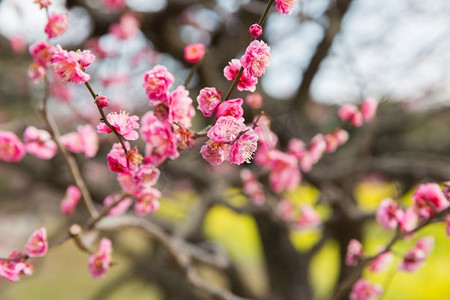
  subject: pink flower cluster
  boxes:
[0,228,48,281]
[184,43,205,64]
[277,200,321,229]
[338,98,378,127]
[399,236,434,273]
[50,45,95,84]
[23,126,57,160]
[0,131,26,162]
[345,239,363,266]
[240,169,265,205]
[28,41,54,82]
[350,279,382,300]
[61,125,99,158]
[88,238,112,279]
[97,111,140,141]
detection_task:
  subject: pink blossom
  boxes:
[28,62,46,83]
[97,111,139,140]
[85,37,112,59]
[200,140,230,166]
[103,194,132,216]
[309,134,326,164]
[0,131,26,162]
[216,98,244,119]
[399,237,434,273]
[248,24,262,39]
[88,238,112,279]
[228,128,259,165]
[29,41,54,66]
[9,35,26,53]
[369,250,393,273]
[361,98,378,122]
[0,251,33,281]
[143,65,174,104]
[223,59,258,92]
[34,0,51,9]
[23,126,57,160]
[100,0,125,12]
[413,183,448,219]
[45,13,68,39]
[349,279,382,300]
[197,87,221,117]
[132,164,160,191]
[135,188,161,215]
[51,45,91,83]
[184,43,205,64]
[240,40,270,78]
[79,50,95,68]
[109,13,140,40]
[346,239,363,266]
[107,142,130,173]
[117,171,138,196]
[207,116,246,143]
[95,95,110,108]
[295,204,321,229]
[338,104,363,127]
[277,199,295,221]
[268,150,301,192]
[245,93,263,109]
[50,76,73,102]
[395,208,418,232]
[60,185,81,215]
[25,228,48,258]
[324,129,349,153]
[60,125,98,158]
[140,111,179,165]
[240,168,265,205]
[168,86,195,128]
[376,198,399,229]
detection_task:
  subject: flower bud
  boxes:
[248,24,262,39]
[95,95,110,108]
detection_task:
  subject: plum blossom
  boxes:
[135,188,161,215]
[60,185,81,215]
[245,93,263,109]
[88,238,112,279]
[25,228,48,258]
[240,169,265,205]
[376,198,400,229]
[109,13,140,40]
[216,98,244,119]
[107,142,130,173]
[277,200,296,221]
[224,59,258,92]
[0,131,26,162]
[60,124,99,158]
[412,183,448,219]
[168,86,195,128]
[132,164,160,191]
[34,0,51,9]
[97,111,139,140]
[275,0,297,15]
[399,236,434,273]
[345,239,363,266]
[45,13,68,39]
[197,87,222,117]
[361,98,378,122]
[240,40,270,78]
[338,104,363,127]
[103,194,132,216]
[143,65,175,104]
[29,41,54,66]
[95,95,110,108]
[51,45,91,83]
[228,129,259,165]
[248,24,263,39]
[28,62,46,83]
[207,116,246,143]
[23,126,57,160]
[369,250,393,273]
[349,279,382,300]
[0,251,33,281]
[295,204,321,229]
[100,0,125,12]
[9,35,26,53]
[184,43,205,63]
[396,208,418,232]
[200,140,230,166]
[268,150,301,193]
[324,129,349,153]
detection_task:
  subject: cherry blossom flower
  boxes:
[376,198,400,229]
[28,62,46,82]
[23,126,57,160]
[197,87,221,117]
[361,98,378,122]
[338,104,363,127]
[135,188,161,215]
[240,168,265,205]
[34,0,51,9]
[295,204,321,229]
[200,140,231,166]
[240,40,270,78]
[399,237,434,273]
[97,111,139,141]
[60,124,99,158]
[248,24,262,39]
[103,194,132,216]
[100,0,125,12]
[51,45,91,83]
[346,239,363,266]
[45,13,68,39]
[184,43,205,63]
[224,59,258,92]
[109,13,140,40]
[25,228,48,258]
[216,98,244,119]
[207,116,246,143]
[349,279,382,300]
[107,142,130,173]
[0,131,26,162]
[245,93,263,109]
[0,251,33,281]
[268,150,301,192]
[143,65,174,104]
[413,183,448,219]
[369,250,393,273]
[168,85,195,128]
[88,238,112,279]
[228,128,259,165]
[60,185,81,215]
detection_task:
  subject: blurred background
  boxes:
[1,0,450,299]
